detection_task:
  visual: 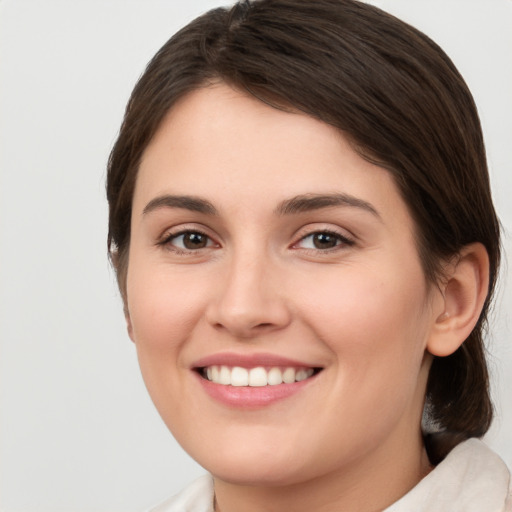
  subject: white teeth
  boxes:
[231,367,249,387]
[267,367,283,386]
[296,369,312,382]
[204,365,316,386]
[282,367,296,384]
[219,366,231,385]
[248,367,268,387]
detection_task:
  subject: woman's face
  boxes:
[126,84,441,486]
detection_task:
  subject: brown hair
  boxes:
[107,0,501,463]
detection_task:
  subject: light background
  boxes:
[0,1,511,511]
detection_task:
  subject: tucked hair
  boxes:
[107,0,501,463]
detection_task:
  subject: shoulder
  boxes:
[146,475,214,512]
[386,438,512,512]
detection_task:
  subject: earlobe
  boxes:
[427,243,489,357]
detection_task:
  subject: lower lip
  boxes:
[195,372,317,408]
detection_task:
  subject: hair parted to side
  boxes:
[107,0,501,464]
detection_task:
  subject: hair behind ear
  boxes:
[424,243,493,464]
[425,338,493,464]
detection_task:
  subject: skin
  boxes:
[124,83,483,512]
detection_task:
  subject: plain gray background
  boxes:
[1,1,511,511]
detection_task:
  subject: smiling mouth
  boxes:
[197,365,322,387]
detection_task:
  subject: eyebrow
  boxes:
[275,193,380,217]
[142,192,379,218]
[143,195,217,216]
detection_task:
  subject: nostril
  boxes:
[210,319,284,336]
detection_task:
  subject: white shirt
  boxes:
[148,439,512,512]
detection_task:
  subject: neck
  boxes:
[213,429,432,512]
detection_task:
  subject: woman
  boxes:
[106,0,511,510]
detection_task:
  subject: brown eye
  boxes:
[165,231,214,251]
[295,230,354,251]
[312,232,339,249]
[182,232,208,249]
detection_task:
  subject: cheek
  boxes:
[125,256,212,411]
[126,262,207,353]
[125,261,210,423]
[298,262,431,403]
[302,262,427,337]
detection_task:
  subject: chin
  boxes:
[182,430,330,487]
[204,457,313,487]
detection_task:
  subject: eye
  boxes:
[295,230,353,250]
[162,230,216,251]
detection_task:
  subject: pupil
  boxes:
[314,233,337,249]
[184,233,207,249]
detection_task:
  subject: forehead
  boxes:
[134,84,410,227]
[139,84,348,185]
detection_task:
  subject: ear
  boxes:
[124,304,135,343]
[427,243,490,357]
[111,249,135,342]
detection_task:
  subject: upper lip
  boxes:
[191,352,321,369]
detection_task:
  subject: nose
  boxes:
[205,251,292,339]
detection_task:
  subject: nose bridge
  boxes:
[207,241,290,337]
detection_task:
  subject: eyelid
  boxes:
[291,225,356,251]
[157,224,220,252]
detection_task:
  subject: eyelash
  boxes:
[158,228,354,255]
[158,229,216,254]
[293,229,355,252]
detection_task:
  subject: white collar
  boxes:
[385,438,511,512]
[149,439,511,512]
